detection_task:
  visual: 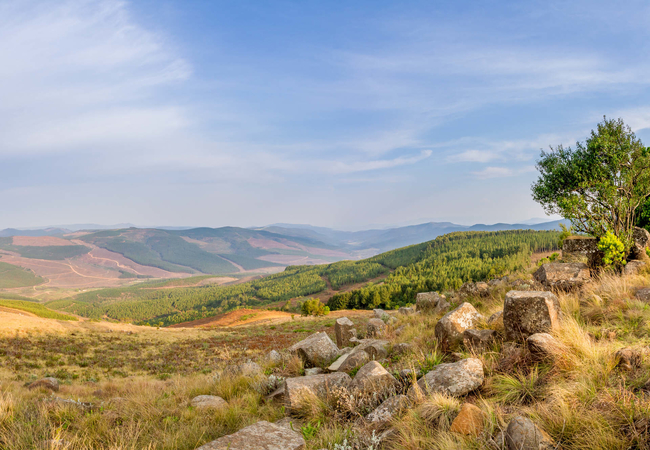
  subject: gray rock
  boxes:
[350,361,397,394]
[434,302,483,351]
[624,260,647,276]
[631,227,650,260]
[637,288,650,302]
[534,262,591,290]
[367,318,387,338]
[503,291,561,341]
[488,310,503,326]
[397,368,422,380]
[399,306,416,315]
[411,358,484,397]
[46,397,94,412]
[267,350,282,365]
[224,361,263,378]
[191,395,228,410]
[463,329,496,352]
[329,348,370,372]
[269,372,352,410]
[366,394,408,425]
[335,317,356,348]
[527,333,563,360]
[392,343,412,355]
[27,377,59,392]
[505,416,554,450]
[195,420,305,450]
[562,236,602,268]
[288,332,339,368]
[416,292,445,314]
[304,368,323,376]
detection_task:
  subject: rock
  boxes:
[195,420,305,450]
[367,318,387,338]
[503,291,561,341]
[366,394,408,426]
[397,368,422,380]
[267,350,282,365]
[335,317,356,348]
[416,292,445,314]
[624,260,647,276]
[392,343,412,355]
[329,349,370,372]
[631,227,650,260]
[434,302,483,351]
[527,333,563,360]
[304,368,323,376]
[411,358,484,397]
[288,332,339,368]
[394,325,406,336]
[274,417,303,432]
[350,361,397,394]
[373,309,389,319]
[493,431,506,450]
[399,306,416,315]
[637,288,650,302]
[534,262,591,290]
[434,297,451,314]
[270,372,351,410]
[615,347,642,371]
[224,361,263,378]
[488,310,504,327]
[191,395,228,410]
[46,397,94,412]
[27,377,59,392]
[449,403,484,436]
[562,236,603,268]
[463,329,496,352]
[362,339,390,360]
[504,416,554,450]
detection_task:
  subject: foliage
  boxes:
[557,223,574,248]
[0,262,44,288]
[0,300,77,320]
[301,298,330,316]
[637,197,650,232]
[532,117,650,252]
[598,232,626,269]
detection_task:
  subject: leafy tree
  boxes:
[637,197,650,232]
[532,117,650,253]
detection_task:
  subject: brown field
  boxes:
[11,236,74,246]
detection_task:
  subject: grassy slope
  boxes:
[0,244,90,260]
[0,299,77,320]
[0,261,44,288]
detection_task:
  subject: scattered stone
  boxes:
[416,292,445,314]
[491,431,506,450]
[27,377,59,392]
[269,372,351,410]
[434,296,451,314]
[288,332,339,368]
[304,368,323,376]
[335,317,357,348]
[410,358,484,397]
[503,291,561,341]
[267,350,282,365]
[333,349,369,372]
[191,395,228,410]
[527,333,563,360]
[615,347,642,371]
[399,306,416,315]
[631,227,650,260]
[434,302,483,351]
[397,368,422,380]
[463,329,496,352]
[461,282,490,297]
[534,262,591,290]
[392,343,412,355]
[624,260,647,276]
[637,288,650,302]
[366,394,408,426]
[367,318,387,338]
[487,310,504,327]
[394,325,406,336]
[504,416,554,450]
[224,361,263,378]
[350,361,397,394]
[46,397,94,412]
[449,403,484,436]
[373,309,397,323]
[195,420,305,450]
[562,236,602,268]
[361,340,390,360]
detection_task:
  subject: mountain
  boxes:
[0,228,70,237]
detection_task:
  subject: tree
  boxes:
[637,197,650,231]
[532,117,650,253]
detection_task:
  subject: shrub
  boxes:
[557,223,573,248]
[598,232,626,269]
[301,298,330,316]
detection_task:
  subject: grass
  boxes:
[0,300,76,321]
[0,261,44,288]
[0,245,90,260]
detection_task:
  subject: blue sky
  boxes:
[2,0,650,230]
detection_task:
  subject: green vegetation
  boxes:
[0,299,77,320]
[0,261,44,288]
[0,244,89,260]
[301,298,330,316]
[532,117,650,253]
[328,230,559,310]
[598,231,626,269]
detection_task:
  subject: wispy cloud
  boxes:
[323,150,432,175]
[472,165,536,179]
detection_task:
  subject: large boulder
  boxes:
[503,291,561,341]
[534,262,591,290]
[398,306,416,315]
[631,227,650,260]
[411,358,484,397]
[373,309,396,324]
[268,373,351,410]
[328,339,389,372]
[449,403,484,436]
[624,260,647,276]
[434,303,483,351]
[463,329,496,352]
[366,395,408,426]
[27,377,59,392]
[191,395,228,410]
[505,416,554,450]
[335,317,356,348]
[288,332,339,368]
[367,318,387,338]
[562,236,603,267]
[350,361,397,394]
[416,292,446,314]
[195,420,305,450]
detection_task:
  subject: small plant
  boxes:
[301,298,330,316]
[598,231,626,269]
[300,421,321,440]
[557,223,574,248]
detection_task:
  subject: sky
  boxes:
[2,0,650,230]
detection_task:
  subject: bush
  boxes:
[598,232,626,269]
[557,223,573,248]
[301,298,330,316]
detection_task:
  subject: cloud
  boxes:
[322,150,432,175]
[614,107,650,132]
[472,165,536,179]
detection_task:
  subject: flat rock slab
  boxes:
[527,333,563,360]
[196,421,305,450]
[412,358,484,397]
[366,394,408,425]
[350,361,397,394]
[271,372,351,410]
[191,395,228,410]
[503,290,561,341]
[534,262,590,290]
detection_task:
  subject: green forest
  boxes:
[48,230,559,326]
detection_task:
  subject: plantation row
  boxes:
[48,230,559,326]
